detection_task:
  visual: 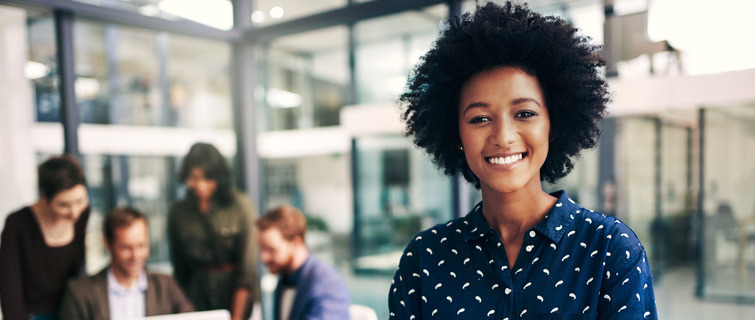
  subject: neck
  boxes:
[112,267,140,289]
[31,200,63,225]
[198,198,211,213]
[288,247,309,275]
[480,187,556,238]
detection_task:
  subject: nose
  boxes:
[63,206,77,219]
[490,117,517,147]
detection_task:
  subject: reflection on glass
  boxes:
[263,26,349,131]
[353,135,453,273]
[168,34,232,129]
[618,118,657,252]
[75,21,163,125]
[80,154,180,273]
[659,120,695,268]
[543,146,600,210]
[26,11,60,122]
[75,21,109,124]
[354,5,446,104]
[702,105,755,298]
[75,20,231,128]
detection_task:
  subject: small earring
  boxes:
[459,145,464,151]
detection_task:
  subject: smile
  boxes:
[486,153,525,165]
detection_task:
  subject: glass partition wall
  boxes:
[701,105,755,300]
[254,5,449,316]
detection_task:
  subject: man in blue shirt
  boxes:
[59,207,194,319]
[257,205,351,320]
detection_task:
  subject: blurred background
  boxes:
[0,0,753,319]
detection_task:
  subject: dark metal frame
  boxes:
[696,108,706,298]
[54,9,78,155]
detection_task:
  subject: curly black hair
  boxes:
[400,1,609,187]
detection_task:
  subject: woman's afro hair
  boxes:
[400,1,609,188]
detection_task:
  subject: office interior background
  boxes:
[0,0,753,319]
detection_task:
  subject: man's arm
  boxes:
[230,287,250,320]
[301,263,351,320]
[304,290,351,320]
[166,275,195,313]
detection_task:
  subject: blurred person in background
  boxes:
[59,207,194,319]
[0,155,90,320]
[389,2,657,319]
[168,142,259,320]
[257,205,351,320]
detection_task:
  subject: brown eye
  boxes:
[469,116,490,124]
[515,110,537,118]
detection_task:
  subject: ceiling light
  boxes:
[139,4,161,17]
[267,88,301,108]
[25,61,50,80]
[251,10,266,24]
[158,0,233,30]
[270,6,285,19]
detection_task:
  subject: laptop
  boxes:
[139,310,230,320]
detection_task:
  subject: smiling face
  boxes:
[186,167,218,203]
[258,227,298,275]
[458,66,550,195]
[107,219,150,281]
[45,184,89,222]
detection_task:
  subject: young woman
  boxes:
[0,155,90,320]
[167,142,259,320]
[388,2,657,319]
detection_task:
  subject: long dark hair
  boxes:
[178,143,233,207]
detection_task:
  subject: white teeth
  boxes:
[488,153,523,165]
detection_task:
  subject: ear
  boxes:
[291,235,306,247]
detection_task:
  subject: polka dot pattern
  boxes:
[388,191,657,319]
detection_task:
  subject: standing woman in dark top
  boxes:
[168,142,259,320]
[0,155,90,320]
[389,2,657,319]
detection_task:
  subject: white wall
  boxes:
[0,7,38,229]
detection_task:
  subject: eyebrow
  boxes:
[462,97,542,115]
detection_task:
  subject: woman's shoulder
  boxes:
[405,215,470,250]
[569,207,646,255]
[168,198,193,212]
[228,190,256,213]
[3,206,33,226]
[230,189,254,204]
[573,208,639,237]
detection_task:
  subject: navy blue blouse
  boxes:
[388,191,657,319]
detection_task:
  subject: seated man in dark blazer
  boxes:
[257,205,351,320]
[59,207,194,319]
